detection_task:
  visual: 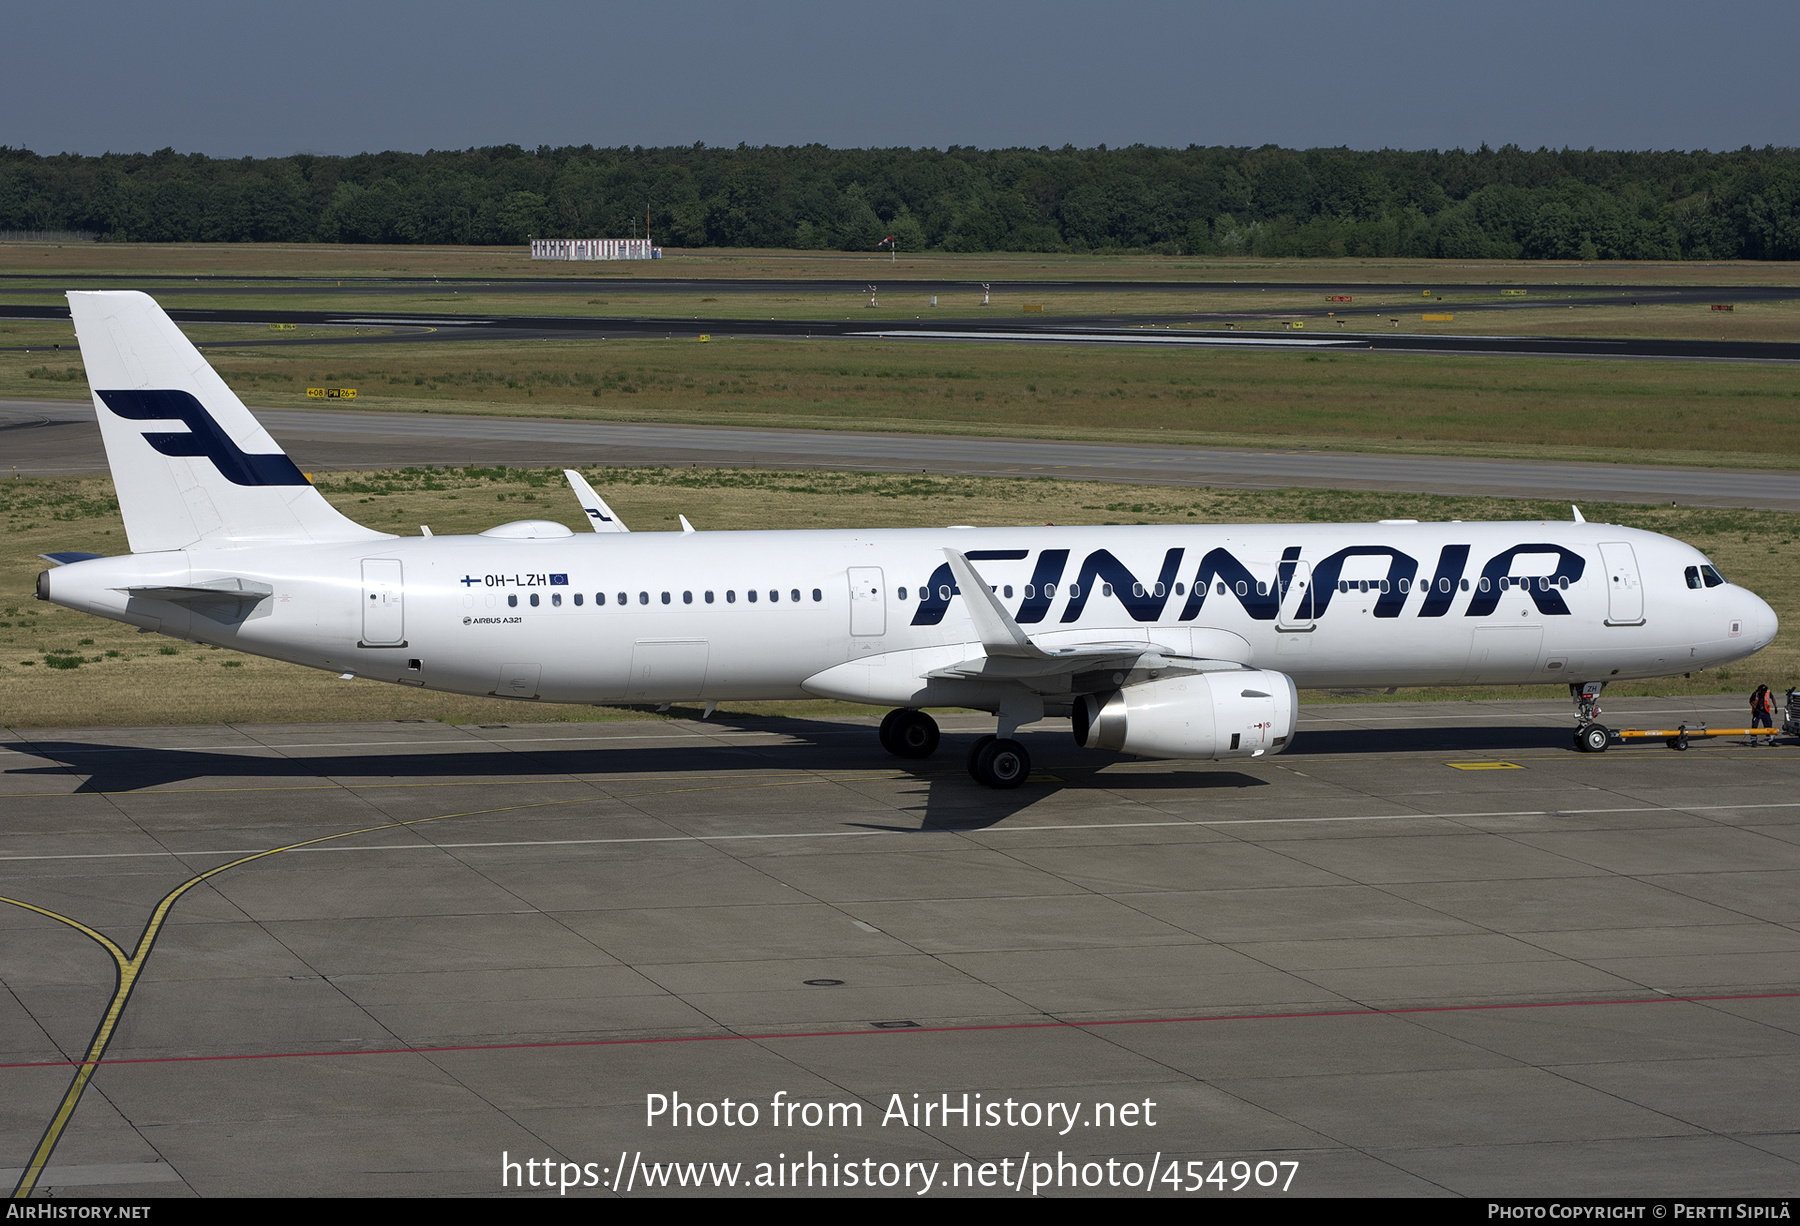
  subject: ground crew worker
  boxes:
[1751,684,1775,745]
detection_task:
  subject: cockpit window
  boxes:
[1701,564,1726,588]
[1685,566,1703,590]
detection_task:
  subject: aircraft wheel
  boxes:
[965,734,996,780]
[973,738,1031,789]
[878,709,903,755]
[888,710,939,759]
[1579,724,1610,753]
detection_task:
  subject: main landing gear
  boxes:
[1571,681,1612,753]
[876,708,1031,788]
[878,708,940,759]
[964,735,1031,790]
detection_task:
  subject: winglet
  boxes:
[943,549,1047,659]
[1572,505,1586,524]
[564,470,629,532]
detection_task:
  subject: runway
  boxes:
[5,302,1800,363]
[6,395,1798,511]
[9,272,1800,304]
[4,697,1798,1196]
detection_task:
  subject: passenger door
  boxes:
[1599,542,1645,625]
[361,559,405,646]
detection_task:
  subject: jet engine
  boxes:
[1072,670,1298,759]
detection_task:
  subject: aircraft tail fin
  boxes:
[67,291,389,553]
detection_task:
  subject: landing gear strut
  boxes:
[1572,681,1611,753]
[879,709,939,759]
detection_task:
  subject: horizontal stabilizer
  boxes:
[120,578,272,605]
[39,552,105,566]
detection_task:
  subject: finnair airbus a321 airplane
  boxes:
[35,292,1779,786]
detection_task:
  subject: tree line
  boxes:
[3,142,1798,259]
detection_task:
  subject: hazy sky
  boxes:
[6,1,1797,157]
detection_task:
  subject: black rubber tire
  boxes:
[973,738,1031,789]
[1579,724,1610,753]
[878,708,903,755]
[965,734,996,780]
[889,710,940,759]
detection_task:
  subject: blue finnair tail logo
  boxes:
[97,389,309,486]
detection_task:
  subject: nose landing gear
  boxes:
[1572,681,1613,752]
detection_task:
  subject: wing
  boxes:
[929,548,1251,686]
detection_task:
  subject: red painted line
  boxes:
[4,990,1796,1073]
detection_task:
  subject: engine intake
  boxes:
[1073,670,1298,759]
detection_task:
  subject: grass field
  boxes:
[2,466,1793,729]
[8,241,1800,286]
[6,242,1798,470]
[7,324,1799,471]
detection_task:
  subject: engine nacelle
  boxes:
[1072,669,1298,760]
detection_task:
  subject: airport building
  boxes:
[530,237,661,260]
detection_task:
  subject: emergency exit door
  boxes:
[849,567,886,636]
[1276,561,1315,631]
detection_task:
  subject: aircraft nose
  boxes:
[1742,588,1779,649]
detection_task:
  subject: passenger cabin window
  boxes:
[899,587,908,600]
[551,593,561,607]
[508,594,517,607]
[683,591,693,604]
[617,592,627,606]
[812,588,822,602]
[530,593,539,607]
[573,594,583,606]
[727,590,737,603]
[748,589,757,603]
[705,591,715,603]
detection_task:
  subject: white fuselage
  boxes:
[41,519,1778,711]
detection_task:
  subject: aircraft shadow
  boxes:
[1293,724,1574,755]
[2,714,1563,832]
